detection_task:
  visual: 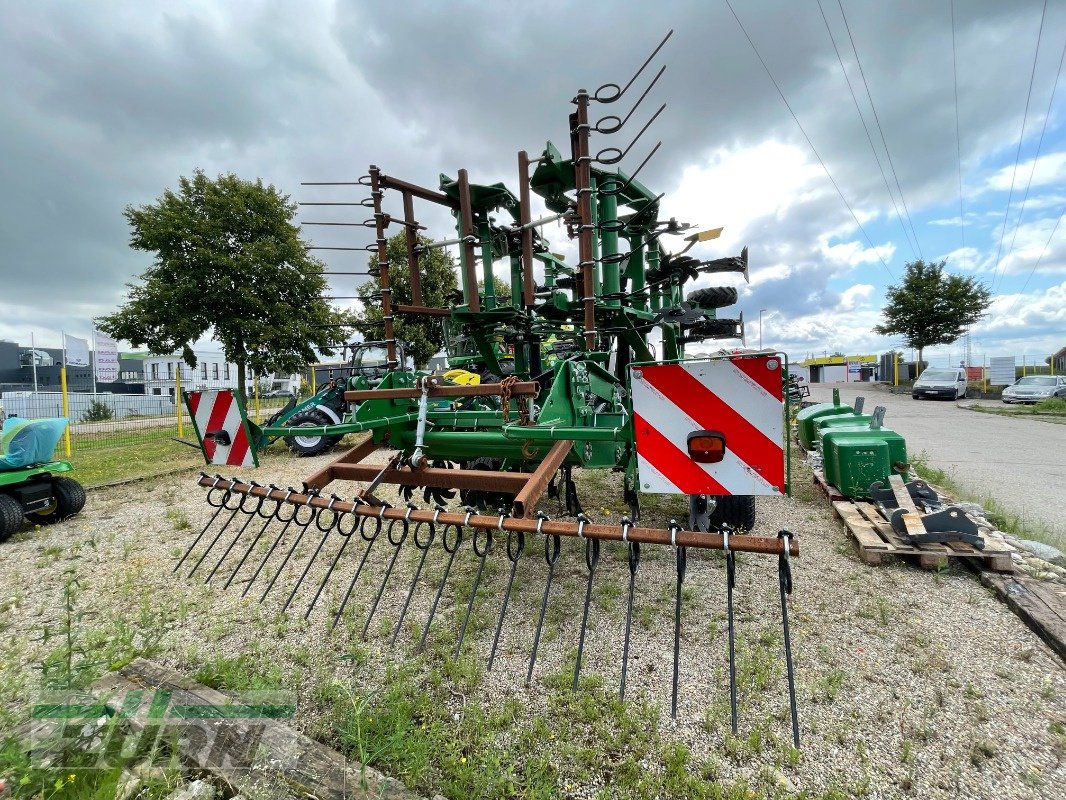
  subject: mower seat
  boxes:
[0,417,68,470]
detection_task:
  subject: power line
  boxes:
[836,0,923,260]
[723,0,894,280]
[1003,207,1064,318]
[816,0,918,259]
[1003,37,1066,268]
[991,0,1048,294]
[951,0,965,253]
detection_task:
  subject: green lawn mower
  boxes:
[0,417,87,542]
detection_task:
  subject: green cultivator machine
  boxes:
[179,33,802,745]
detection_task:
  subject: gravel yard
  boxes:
[1,443,1064,799]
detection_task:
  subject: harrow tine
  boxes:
[390,507,441,646]
[573,515,599,691]
[455,516,494,659]
[619,518,638,701]
[304,505,362,620]
[488,520,525,671]
[330,509,385,632]
[188,484,255,578]
[283,495,341,612]
[362,511,411,638]
[241,490,299,597]
[527,514,560,684]
[224,486,284,590]
[778,530,800,748]
[260,497,319,602]
[724,525,738,734]
[671,522,686,719]
[175,475,230,573]
[205,492,265,583]
[416,515,466,653]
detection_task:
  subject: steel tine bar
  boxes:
[188,482,255,578]
[527,514,560,684]
[619,518,638,701]
[417,512,469,653]
[330,510,385,632]
[671,521,686,719]
[594,103,665,166]
[224,486,284,590]
[593,29,674,104]
[175,475,228,573]
[594,64,666,134]
[242,490,300,598]
[304,505,361,619]
[778,530,800,748]
[283,495,341,612]
[204,492,266,583]
[362,513,410,638]
[455,522,493,659]
[259,498,319,602]
[573,515,599,691]
[391,507,440,646]
[488,513,524,671]
[724,525,738,734]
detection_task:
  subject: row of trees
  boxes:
[102,171,993,391]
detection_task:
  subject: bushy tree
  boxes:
[352,233,458,367]
[874,259,991,365]
[99,171,353,399]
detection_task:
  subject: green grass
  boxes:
[66,438,202,488]
[967,396,1066,422]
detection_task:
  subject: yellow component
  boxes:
[443,369,480,386]
[685,227,723,243]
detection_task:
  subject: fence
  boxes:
[878,351,1061,392]
[0,388,293,454]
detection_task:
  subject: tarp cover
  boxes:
[0,417,68,470]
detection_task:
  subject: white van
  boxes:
[912,367,967,400]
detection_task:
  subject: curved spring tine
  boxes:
[174,477,229,573]
[455,525,493,659]
[282,496,341,612]
[223,485,281,589]
[593,29,673,104]
[259,501,318,602]
[778,530,800,748]
[240,490,299,598]
[391,510,439,647]
[594,103,665,166]
[597,143,662,199]
[304,508,361,620]
[488,524,525,671]
[204,493,266,583]
[572,529,600,691]
[671,544,687,719]
[619,517,639,701]
[362,517,410,638]
[527,515,560,685]
[593,64,666,134]
[330,513,384,632]
[187,485,252,578]
[416,520,465,653]
[726,536,738,734]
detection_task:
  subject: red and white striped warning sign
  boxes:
[184,390,258,468]
[630,355,785,495]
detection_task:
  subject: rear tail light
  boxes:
[687,430,726,463]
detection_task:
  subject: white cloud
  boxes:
[985,151,1066,193]
[839,284,875,310]
[820,238,896,268]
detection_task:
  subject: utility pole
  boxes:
[759,309,767,350]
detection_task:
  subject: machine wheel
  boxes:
[687,286,738,309]
[707,495,756,531]
[284,409,342,457]
[26,477,87,525]
[685,318,741,340]
[0,494,23,542]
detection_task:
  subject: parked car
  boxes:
[911,367,967,400]
[1002,375,1066,404]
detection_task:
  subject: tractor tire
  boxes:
[0,494,23,542]
[686,318,742,340]
[26,477,87,525]
[687,286,738,309]
[284,409,342,457]
[707,495,756,531]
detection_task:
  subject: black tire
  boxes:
[0,494,23,542]
[284,409,342,457]
[708,495,756,531]
[686,318,741,340]
[687,286,738,309]
[26,477,86,525]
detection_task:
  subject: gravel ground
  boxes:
[1,444,1065,799]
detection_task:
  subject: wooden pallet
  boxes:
[828,480,1014,572]
[812,470,845,502]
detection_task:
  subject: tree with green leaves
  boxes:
[352,233,458,367]
[99,171,353,399]
[874,259,991,365]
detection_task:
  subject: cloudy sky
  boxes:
[2,0,1064,367]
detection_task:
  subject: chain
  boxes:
[499,375,517,424]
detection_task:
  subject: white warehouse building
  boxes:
[142,352,299,399]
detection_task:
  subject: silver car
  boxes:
[1002,375,1066,404]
